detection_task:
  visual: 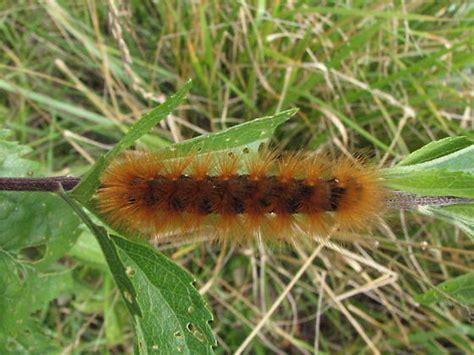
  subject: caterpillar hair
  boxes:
[96,150,387,244]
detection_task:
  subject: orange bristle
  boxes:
[96,150,388,244]
[190,153,212,180]
[304,154,330,185]
[246,149,276,181]
[277,152,305,182]
[330,157,386,231]
[164,154,194,180]
[216,152,240,180]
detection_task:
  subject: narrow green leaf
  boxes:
[112,235,215,354]
[170,108,298,156]
[0,79,112,126]
[71,80,192,204]
[397,137,473,167]
[385,170,474,198]
[416,272,474,306]
[384,142,474,199]
[406,144,474,174]
[327,22,383,69]
[217,73,258,112]
[292,6,450,21]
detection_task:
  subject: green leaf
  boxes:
[384,170,474,198]
[386,142,474,176]
[0,129,39,177]
[0,192,81,265]
[397,136,473,166]
[3,321,63,354]
[112,235,215,354]
[384,140,474,199]
[383,138,474,232]
[416,272,474,306]
[418,204,474,240]
[0,253,75,345]
[0,130,81,350]
[60,193,215,353]
[169,108,298,156]
[71,80,193,204]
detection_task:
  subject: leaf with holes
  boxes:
[0,253,75,350]
[112,235,215,354]
[168,108,298,156]
[60,193,215,354]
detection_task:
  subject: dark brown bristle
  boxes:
[96,151,387,244]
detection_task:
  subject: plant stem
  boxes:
[0,176,80,192]
[385,192,472,210]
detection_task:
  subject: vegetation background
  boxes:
[0,1,473,353]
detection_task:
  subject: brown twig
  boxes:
[0,176,80,192]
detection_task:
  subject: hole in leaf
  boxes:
[125,267,136,277]
[123,290,133,303]
[174,331,183,339]
[186,323,205,342]
[19,245,46,262]
[16,268,26,282]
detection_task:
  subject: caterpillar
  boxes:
[96,150,387,244]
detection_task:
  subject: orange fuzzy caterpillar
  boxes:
[96,150,387,244]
